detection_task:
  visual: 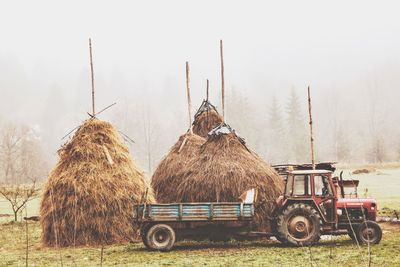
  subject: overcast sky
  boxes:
[1,0,400,166]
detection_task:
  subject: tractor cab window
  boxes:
[314,175,333,196]
[286,175,311,196]
[285,175,294,196]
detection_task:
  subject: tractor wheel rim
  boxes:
[288,215,313,241]
[361,227,376,241]
[152,229,169,247]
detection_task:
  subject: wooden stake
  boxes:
[89,38,96,117]
[220,40,225,120]
[307,86,315,170]
[206,79,209,102]
[185,62,193,132]
[100,244,104,267]
[25,204,28,267]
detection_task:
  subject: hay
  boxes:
[192,100,223,138]
[40,118,155,247]
[176,123,284,231]
[151,132,206,203]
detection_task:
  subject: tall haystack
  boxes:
[151,132,206,203]
[176,123,284,231]
[40,118,155,247]
[192,100,223,138]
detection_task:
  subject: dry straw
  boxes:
[151,132,205,203]
[152,100,220,203]
[40,118,154,247]
[176,123,284,231]
[192,100,223,138]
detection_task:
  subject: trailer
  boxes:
[134,201,260,251]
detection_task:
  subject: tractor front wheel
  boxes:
[355,221,382,245]
[275,203,322,246]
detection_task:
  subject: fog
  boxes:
[1,0,400,176]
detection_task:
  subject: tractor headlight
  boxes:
[337,209,343,216]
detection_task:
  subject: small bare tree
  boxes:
[0,183,40,221]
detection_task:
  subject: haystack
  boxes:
[151,132,206,203]
[192,100,223,138]
[176,123,284,231]
[40,118,155,247]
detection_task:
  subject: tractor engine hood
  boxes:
[336,198,377,210]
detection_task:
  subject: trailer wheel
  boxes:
[145,224,176,251]
[140,224,152,250]
[355,221,382,245]
[275,203,322,246]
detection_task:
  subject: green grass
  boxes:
[1,221,400,266]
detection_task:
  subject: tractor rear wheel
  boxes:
[275,203,322,246]
[145,224,176,251]
[355,221,382,245]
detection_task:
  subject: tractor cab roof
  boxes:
[288,170,332,175]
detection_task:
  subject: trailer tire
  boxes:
[355,221,382,245]
[145,224,176,252]
[141,223,152,250]
[275,203,322,246]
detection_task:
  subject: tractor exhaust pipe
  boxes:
[339,171,345,198]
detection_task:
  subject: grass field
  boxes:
[1,166,399,266]
[341,167,400,215]
[1,221,399,267]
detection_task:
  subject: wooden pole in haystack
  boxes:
[307,86,316,170]
[185,61,193,133]
[220,40,225,121]
[206,79,209,102]
[89,38,96,117]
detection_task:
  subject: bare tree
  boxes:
[0,119,47,221]
[0,183,40,221]
[142,107,161,175]
[365,78,387,163]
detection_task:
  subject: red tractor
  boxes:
[273,169,381,245]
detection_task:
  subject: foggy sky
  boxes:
[1,0,400,170]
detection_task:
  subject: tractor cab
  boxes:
[281,170,337,223]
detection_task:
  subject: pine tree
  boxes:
[226,88,257,144]
[265,96,286,163]
[286,88,309,163]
